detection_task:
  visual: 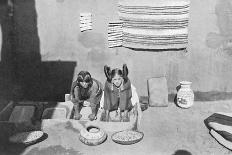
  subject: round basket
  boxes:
[111,130,144,145]
[9,131,46,146]
[79,125,107,146]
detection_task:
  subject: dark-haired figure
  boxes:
[70,71,103,121]
[103,64,133,122]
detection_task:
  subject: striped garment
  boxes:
[204,112,232,150]
[118,0,190,49]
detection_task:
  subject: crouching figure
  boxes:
[103,64,133,122]
[70,71,103,121]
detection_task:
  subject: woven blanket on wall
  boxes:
[118,0,190,50]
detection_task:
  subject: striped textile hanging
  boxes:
[118,0,190,50]
[80,13,92,32]
[108,21,123,48]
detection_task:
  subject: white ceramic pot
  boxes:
[177,81,194,108]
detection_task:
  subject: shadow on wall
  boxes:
[0,0,76,102]
[206,0,232,56]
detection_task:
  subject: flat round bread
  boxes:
[112,130,144,145]
[9,131,44,144]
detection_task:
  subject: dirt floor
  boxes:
[63,100,232,155]
[1,100,232,155]
[80,100,232,155]
[138,100,232,155]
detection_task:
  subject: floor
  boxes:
[1,100,232,155]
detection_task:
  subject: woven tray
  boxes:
[9,131,47,146]
[111,130,144,145]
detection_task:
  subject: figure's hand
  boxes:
[101,110,110,122]
[88,114,96,121]
[99,106,104,112]
[83,101,90,107]
[122,114,129,122]
[74,113,82,120]
[71,97,78,103]
[105,111,110,122]
[122,111,129,122]
[71,99,75,103]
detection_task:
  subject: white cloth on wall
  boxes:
[80,13,92,32]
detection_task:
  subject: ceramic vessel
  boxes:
[177,81,194,108]
[79,125,107,146]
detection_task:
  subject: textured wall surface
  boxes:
[1,0,232,99]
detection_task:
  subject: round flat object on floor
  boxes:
[111,130,144,145]
[9,131,44,145]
